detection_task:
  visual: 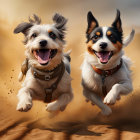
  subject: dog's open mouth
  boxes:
[94,50,113,64]
[33,49,57,65]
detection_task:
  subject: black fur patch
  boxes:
[86,9,123,45]
[112,10,122,33]
[88,27,103,43]
[106,27,123,44]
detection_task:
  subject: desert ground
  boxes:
[0,0,140,139]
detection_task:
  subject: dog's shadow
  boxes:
[43,121,103,136]
[12,119,103,140]
[0,112,140,140]
[11,115,140,140]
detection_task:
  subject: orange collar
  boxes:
[91,59,123,77]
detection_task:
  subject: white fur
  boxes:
[81,29,134,116]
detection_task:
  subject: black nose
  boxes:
[39,40,47,47]
[100,42,107,49]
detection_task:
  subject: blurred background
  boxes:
[0,0,140,139]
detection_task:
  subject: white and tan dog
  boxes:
[81,10,135,115]
[14,14,73,113]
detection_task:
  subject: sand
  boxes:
[0,3,140,139]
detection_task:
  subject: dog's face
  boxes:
[14,14,67,70]
[86,10,123,65]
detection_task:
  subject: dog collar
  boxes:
[31,62,63,81]
[91,59,123,96]
[31,61,65,103]
[91,59,123,77]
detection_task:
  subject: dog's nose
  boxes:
[100,42,107,49]
[39,40,47,47]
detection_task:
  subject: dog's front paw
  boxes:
[16,101,32,112]
[101,105,112,116]
[46,102,59,112]
[103,93,117,105]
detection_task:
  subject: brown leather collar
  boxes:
[31,62,63,81]
[91,59,123,77]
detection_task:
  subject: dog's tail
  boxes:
[18,58,29,82]
[64,50,71,62]
[63,50,71,74]
[18,72,24,82]
[123,29,135,48]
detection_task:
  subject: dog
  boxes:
[14,13,73,113]
[81,10,135,115]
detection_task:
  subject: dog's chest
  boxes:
[82,61,119,95]
[23,69,60,99]
[82,61,102,93]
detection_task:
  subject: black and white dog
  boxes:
[81,10,135,115]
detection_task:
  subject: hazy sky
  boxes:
[0,0,139,26]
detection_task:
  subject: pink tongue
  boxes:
[96,52,110,63]
[37,50,50,64]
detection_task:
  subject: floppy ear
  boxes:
[112,9,122,32]
[13,22,33,35]
[86,11,99,35]
[53,13,67,40]
[13,14,41,35]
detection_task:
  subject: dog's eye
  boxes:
[49,32,56,40]
[108,34,116,43]
[109,34,115,39]
[93,35,99,40]
[31,33,37,38]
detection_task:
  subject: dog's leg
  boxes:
[46,93,73,112]
[83,88,112,116]
[104,81,133,105]
[16,87,33,112]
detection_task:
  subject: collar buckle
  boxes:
[45,75,51,81]
[103,70,110,77]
